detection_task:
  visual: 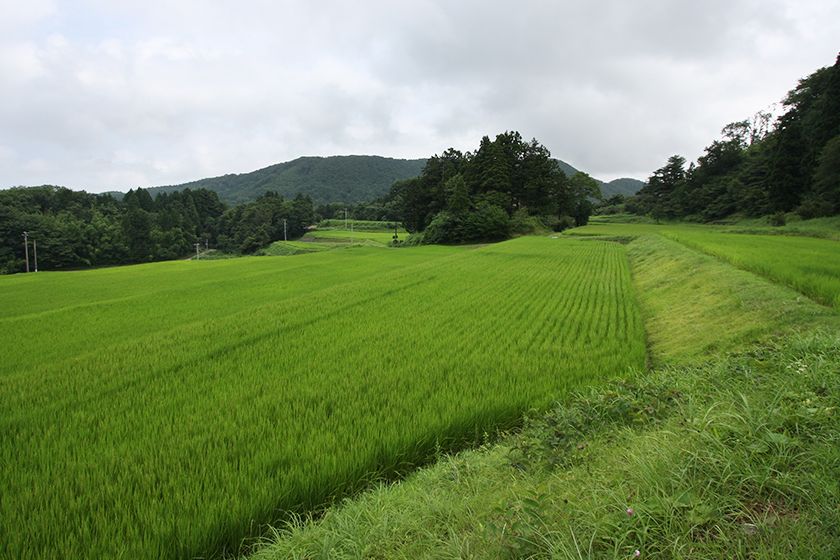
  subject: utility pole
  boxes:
[22,231,29,273]
[344,208,348,231]
[194,242,200,260]
[33,239,38,272]
[283,219,287,241]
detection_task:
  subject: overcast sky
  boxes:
[1,0,838,192]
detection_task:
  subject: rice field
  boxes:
[568,222,840,309]
[0,236,645,559]
[661,230,840,309]
[305,229,404,244]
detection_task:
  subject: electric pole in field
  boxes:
[33,239,38,272]
[344,208,348,230]
[22,231,30,273]
[194,242,200,260]
[283,219,287,241]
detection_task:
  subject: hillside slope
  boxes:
[602,177,645,197]
[555,159,644,198]
[137,157,642,206]
[145,155,427,205]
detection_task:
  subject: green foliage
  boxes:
[631,54,840,222]
[768,211,787,226]
[509,208,551,235]
[0,186,226,272]
[146,155,427,205]
[800,134,840,217]
[217,192,315,254]
[423,203,510,244]
[317,219,403,231]
[0,236,645,559]
[385,132,598,243]
[601,177,645,198]
[568,171,601,226]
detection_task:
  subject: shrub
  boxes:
[768,212,787,226]
[553,215,577,232]
[462,203,510,241]
[509,209,549,236]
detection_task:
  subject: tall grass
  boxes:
[0,237,645,559]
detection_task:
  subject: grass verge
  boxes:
[247,234,840,560]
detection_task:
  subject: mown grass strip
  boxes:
[660,230,840,310]
[626,235,835,364]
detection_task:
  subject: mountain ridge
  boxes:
[91,155,645,205]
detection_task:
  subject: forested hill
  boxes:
[555,159,644,198]
[134,156,641,206]
[632,53,840,221]
[145,156,427,205]
[602,177,645,197]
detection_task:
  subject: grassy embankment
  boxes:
[0,237,645,559]
[568,220,840,310]
[249,230,840,559]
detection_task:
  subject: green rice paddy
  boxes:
[567,221,840,309]
[5,216,839,560]
[0,236,645,559]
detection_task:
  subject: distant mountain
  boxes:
[554,159,645,198]
[601,177,645,198]
[144,155,427,205]
[116,155,641,206]
[554,159,581,179]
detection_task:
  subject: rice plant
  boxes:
[0,237,645,559]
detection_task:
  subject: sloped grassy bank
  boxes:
[247,234,840,559]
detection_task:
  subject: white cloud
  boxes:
[0,0,838,191]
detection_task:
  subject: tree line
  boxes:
[630,53,840,222]
[0,186,314,273]
[371,131,600,243]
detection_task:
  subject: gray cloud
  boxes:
[0,0,838,191]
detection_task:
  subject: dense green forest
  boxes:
[141,154,640,209]
[144,155,427,205]
[631,53,840,222]
[378,132,602,243]
[312,157,642,224]
[0,186,314,273]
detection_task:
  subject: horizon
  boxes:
[2,152,646,195]
[1,1,838,193]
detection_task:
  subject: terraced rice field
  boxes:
[306,229,403,243]
[0,237,645,559]
[661,230,840,309]
[567,222,840,309]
